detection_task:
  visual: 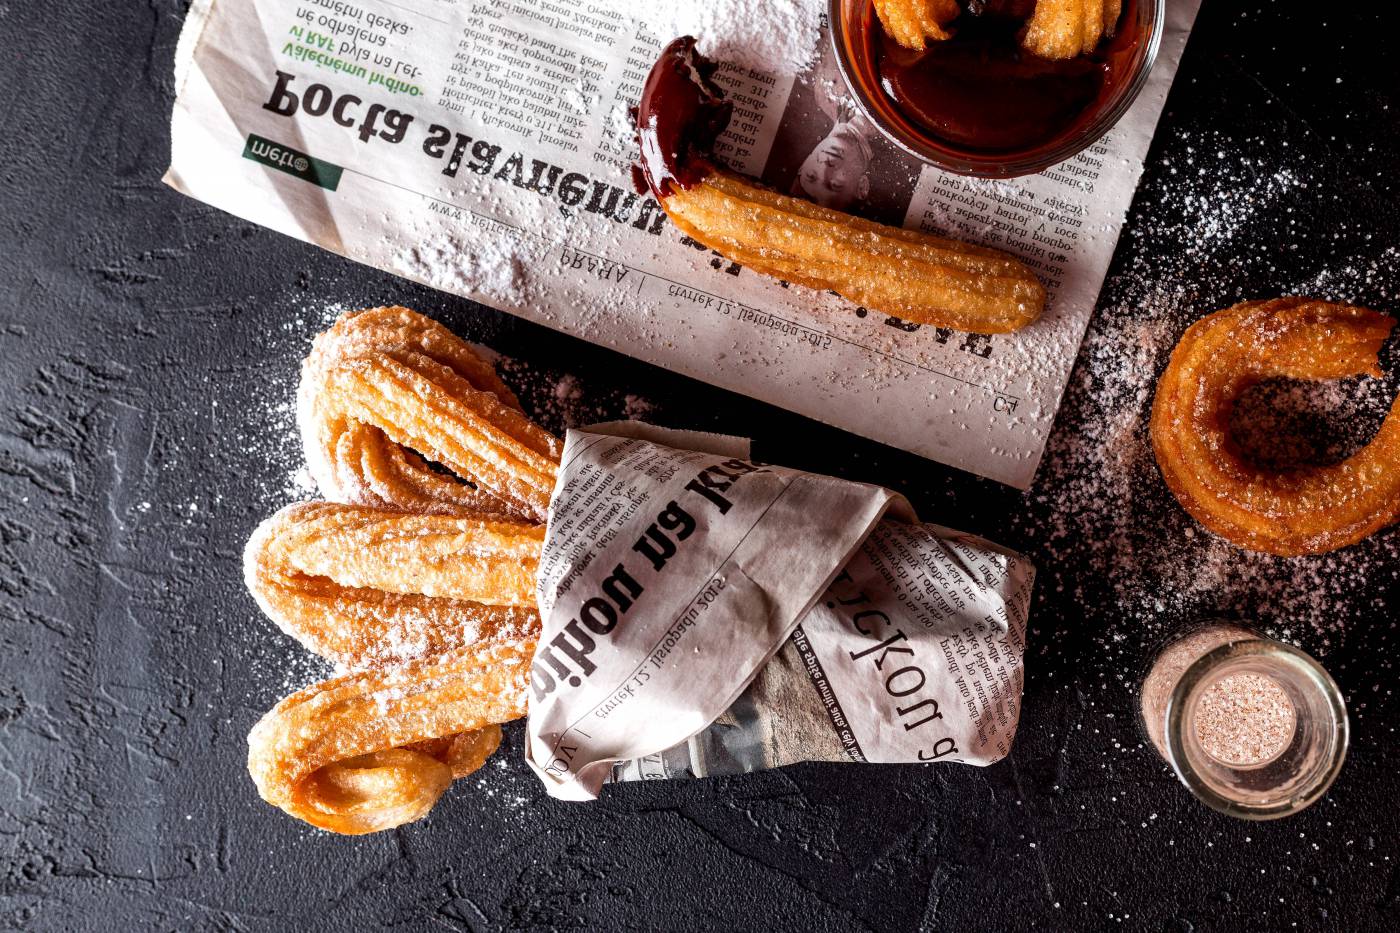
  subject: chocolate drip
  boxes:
[630,37,733,199]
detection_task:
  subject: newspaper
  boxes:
[167,0,1202,487]
[527,424,1034,800]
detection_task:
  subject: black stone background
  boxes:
[2,1,1397,930]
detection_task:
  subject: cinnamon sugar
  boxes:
[1194,673,1296,766]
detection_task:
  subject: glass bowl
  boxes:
[829,0,1166,178]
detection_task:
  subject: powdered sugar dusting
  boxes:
[395,233,530,306]
[239,299,661,714]
[1020,128,1400,654]
[616,0,824,73]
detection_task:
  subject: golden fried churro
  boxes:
[664,168,1046,333]
[247,643,532,834]
[244,307,561,833]
[1022,0,1123,60]
[1150,298,1400,556]
[873,0,960,50]
[244,501,542,668]
[243,501,541,831]
[405,727,503,779]
[299,306,562,522]
[632,38,1044,333]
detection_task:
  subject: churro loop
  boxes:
[247,643,531,835]
[244,501,542,669]
[299,306,562,522]
[297,726,504,835]
[243,501,542,831]
[873,0,960,50]
[1150,298,1400,556]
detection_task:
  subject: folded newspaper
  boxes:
[527,424,1034,800]
[167,0,1203,489]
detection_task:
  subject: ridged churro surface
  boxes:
[247,307,555,834]
[247,644,531,834]
[299,306,561,521]
[665,168,1046,333]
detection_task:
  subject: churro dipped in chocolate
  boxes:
[631,38,1045,334]
[873,0,961,50]
[1022,0,1123,60]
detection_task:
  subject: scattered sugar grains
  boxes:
[614,0,823,72]
[393,223,533,308]
[1019,129,1400,651]
[242,301,348,508]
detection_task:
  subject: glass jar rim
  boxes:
[827,0,1167,178]
[1163,638,1349,821]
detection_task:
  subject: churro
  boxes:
[1150,298,1400,556]
[246,307,557,834]
[299,306,562,522]
[247,643,532,834]
[632,38,1045,334]
[244,501,542,668]
[1022,0,1123,60]
[873,0,960,50]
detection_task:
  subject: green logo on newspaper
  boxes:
[241,134,342,191]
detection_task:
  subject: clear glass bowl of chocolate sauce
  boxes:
[830,0,1164,178]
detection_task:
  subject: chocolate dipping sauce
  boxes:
[629,37,732,199]
[867,0,1142,154]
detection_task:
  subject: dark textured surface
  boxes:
[2,2,1398,930]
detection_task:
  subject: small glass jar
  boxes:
[1139,623,1348,820]
[828,0,1165,178]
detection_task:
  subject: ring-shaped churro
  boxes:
[1150,298,1400,556]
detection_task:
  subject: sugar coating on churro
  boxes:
[299,306,562,522]
[246,308,555,834]
[1150,298,1400,556]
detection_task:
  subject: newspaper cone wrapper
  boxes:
[526,424,1035,800]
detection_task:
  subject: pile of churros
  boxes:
[239,30,1400,838]
[243,307,560,834]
